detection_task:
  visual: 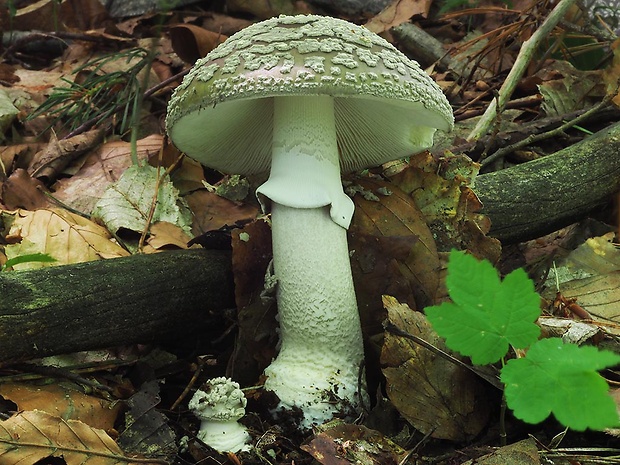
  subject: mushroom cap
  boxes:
[188,377,247,422]
[166,14,454,176]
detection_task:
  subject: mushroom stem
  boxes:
[258,95,367,428]
[265,204,366,427]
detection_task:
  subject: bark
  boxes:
[0,249,235,366]
[474,121,620,243]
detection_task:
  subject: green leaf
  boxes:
[426,250,541,365]
[501,338,620,430]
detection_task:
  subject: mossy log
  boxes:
[0,249,235,366]
[474,121,620,243]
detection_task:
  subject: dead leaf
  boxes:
[117,380,176,461]
[0,410,156,465]
[365,0,431,34]
[4,208,129,269]
[2,169,51,210]
[170,156,208,195]
[538,62,605,117]
[225,0,305,19]
[349,177,440,313]
[200,13,254,37]
[0,143,44,179]
[538,316,601,344]
[146,221,195,250]
[390,152,501,262]
[169,24,227,63]
[186,190,259,237]
[12,0,112,32]
[30,129,105,181]
[381,295,491,441]
[91,164,193,238]
[460,438,540,465]
[0,382,121,431]
[302,422,409,465]
[52,134,163,214]
[542,233,620,324]
[603,37,620,107]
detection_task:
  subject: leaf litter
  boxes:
[0,0,620,464]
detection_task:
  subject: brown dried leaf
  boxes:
[169,24,227,63]
[146,221,195,250]
[390,152,501,262]
[4,208,129,269]
[0,410,150,465]
[302,422,408,465]
[186,190,259,237]
[1,169,51,210]
[30,129,105,181]
[12,0,112,32]
[604,38,620,107]
[365,0,432,34]
[0,143,44,180]
[541,233,620,325]
[460,438,540,465]
[52,135,163,214]
[0,383,121,431]
[225,0,305,19]
[171,157,209,195]
[349,177,440,317]
[381,295,490,441]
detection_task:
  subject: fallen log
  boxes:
[0,249,235,366]
[474,121,620,243]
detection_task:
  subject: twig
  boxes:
[467,0,579,141]
[2,31,134,60]
[480,95,613,167]
[11,362,114,393]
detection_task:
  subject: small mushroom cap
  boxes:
[188,377,247,422]
[166,14,453,176]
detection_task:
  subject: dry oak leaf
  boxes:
[0,410,161,465]
[4,208,129,270]
[350,176,440,310]
[169,24,227,63]
[302,422,409,465]
[365,0,431,34]
[0,382,121,431]
[381,295,490,441]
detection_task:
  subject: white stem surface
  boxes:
[197,420,251,453]
[259,95,367,428]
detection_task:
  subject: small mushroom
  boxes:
[188,377,251,453]
[167,14,453,430]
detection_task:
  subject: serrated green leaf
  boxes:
[501,338,620,430]
[426,250,541,365]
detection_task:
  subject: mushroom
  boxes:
[167,14,453,430]
[188,377,251,453]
